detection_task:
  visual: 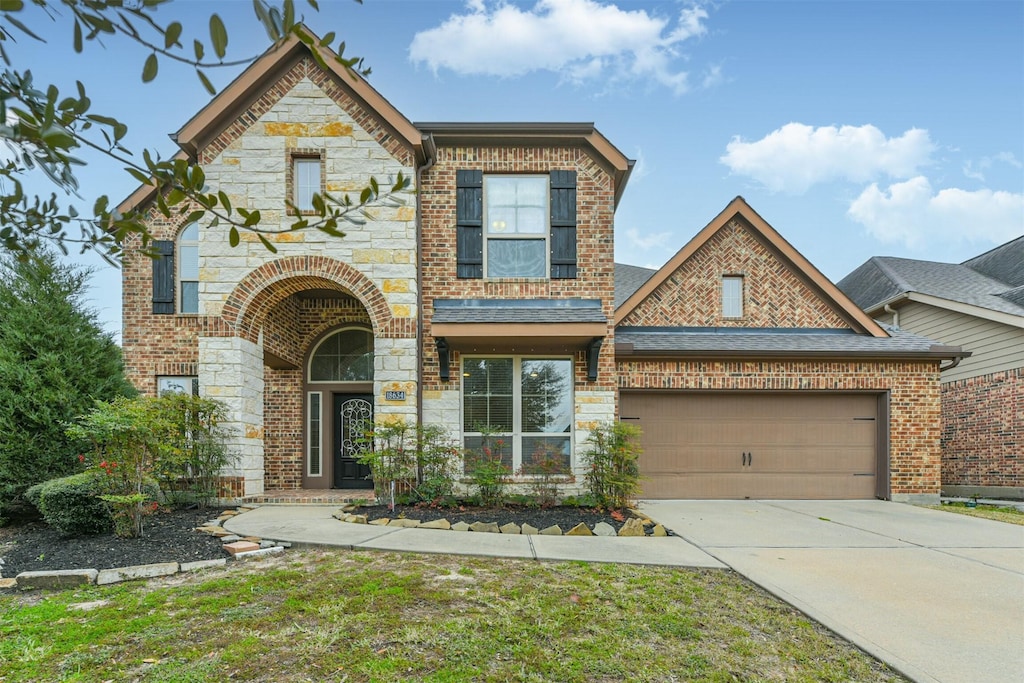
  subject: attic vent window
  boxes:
[722,276,744,318]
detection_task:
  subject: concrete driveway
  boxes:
[639,500,1024,683]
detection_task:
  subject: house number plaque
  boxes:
[385,390,406,401]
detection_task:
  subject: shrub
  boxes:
[464,429,510,508]
[357,422,459,503]
[30,471,112,536]
[583,422,643,509]
[152,393,236,508]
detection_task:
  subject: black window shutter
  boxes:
[456,170,483,279]
[550,170,577,279]
[152,240,175,314]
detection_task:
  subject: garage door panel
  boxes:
[620,392,880,500]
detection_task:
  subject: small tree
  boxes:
[0,248,133,522]
[583,422,643,509]
[356,421,458,503]
[464,426,511,508]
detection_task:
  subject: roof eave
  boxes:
[867,291,1024,329]
[613,347,970,362]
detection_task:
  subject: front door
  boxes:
[333,394,373,489]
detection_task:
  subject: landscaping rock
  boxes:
[195,525,226,536]
[420,519,452,530]
[618,518,646,537]
[274,542,292,548]
[593,522,617,537]
[539,525,563,535]
[97,562,179,586]
[348,514,368,524]
[233,546,285,561]
[16,569,98,590]
[0,578,17,589]
[205,520,222,527]
[219,534,242,544]
[238,504,260,510]
[259,540,276,549]
[566,523,593,536]
[451,521,471,532]
[180,559,227,572]
[652,524,668,537]
[469,521,500,533]
[388,518,421,528]
[521,523,539,535]
[223,541,261,556]
[499,522,521,534]
[219,510,239,517]
[369,518,390,526]
[242,536,262,543]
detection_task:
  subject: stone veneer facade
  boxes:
[941,367,1023,490]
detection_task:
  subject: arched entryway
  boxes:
[303,327,375,489]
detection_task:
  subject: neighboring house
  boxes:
[839,238,1024,499]
[119,31,963,504]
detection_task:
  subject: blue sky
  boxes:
[7,0,1023,338]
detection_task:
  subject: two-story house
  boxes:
[119,31,964,504]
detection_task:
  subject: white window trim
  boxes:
[177,223,199,314]
[294,156,321,212]
[460,355,574,473]
[157,376,199,396]
[483,175,550,278]
[722,275,744,319]
[307,391,323,477]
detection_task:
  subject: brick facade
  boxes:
[616,359,943,497]
[941,367,1023,488]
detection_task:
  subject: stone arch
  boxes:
[222,256,393,343]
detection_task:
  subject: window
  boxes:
[158,376,199,396]
[308,392,322,477]
[462,357,573,474]
[722,276,744,318]
[309,328,373,382]
[484,176,548,277]
[178,223,199,314]
[293,156,321,212]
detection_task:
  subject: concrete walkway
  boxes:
[640,500,1024,683]
[223,504,724,568]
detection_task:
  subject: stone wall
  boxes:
[941,367,1023,489]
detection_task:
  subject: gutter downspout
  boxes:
[415,134,437,432]
[884,304,899,329]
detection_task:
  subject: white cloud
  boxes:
[848,176,1024,249]
[962,151,1022,181]
[720,123,936,194]
[408,0,710,95]
[623,226,672,250]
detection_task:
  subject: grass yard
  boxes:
[927,501,1024,526]
[0,549,905,683]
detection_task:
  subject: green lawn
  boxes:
[1,550,905,682]
[927,501,1024,526]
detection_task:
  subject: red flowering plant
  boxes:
[67,396,172,537]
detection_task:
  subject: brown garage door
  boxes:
[619,392,881,500]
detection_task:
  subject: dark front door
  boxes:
[333,394,373,489]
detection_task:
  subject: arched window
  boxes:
[178,223,199,314]
[309,328,374,382]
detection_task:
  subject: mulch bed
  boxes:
[0,507,228,579]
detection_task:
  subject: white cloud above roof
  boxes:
[408,0,709,95]
[848,177,1024,248]
[720,123,936,194]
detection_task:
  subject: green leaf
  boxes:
[164,22,182,49]
[209,14,228,59]
[307,0,319,10]
[0,0,25,11]
[196,69,215,96]
[229,227,239,247]
[257,233,278,253]
[73,20,83,52]
[125,168,152,185]
[244,210,261,227]
[283,0,295,31]
[193,39,204,62]
[142,53,158,83]
[217,191,232,215]
[253,0,280,41]
[359,187,372,204]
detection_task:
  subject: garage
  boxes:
[619,392,884,500]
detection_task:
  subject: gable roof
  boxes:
[614,196,888,336]
[837,236,1024,327]
[118,27,425,215]
[614,263,657,308]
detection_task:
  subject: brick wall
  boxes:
[941,367,1023,488]
[616,358,943,497]
[620,217,849,329]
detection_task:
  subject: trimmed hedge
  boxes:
[28,471,159,537]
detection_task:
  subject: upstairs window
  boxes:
[158,376,199,396]
[289,150,324,214]
[722,276,744,318]
[485,176,548,278]
[178,223,199,314]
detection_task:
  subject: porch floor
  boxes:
[241,489,376,505]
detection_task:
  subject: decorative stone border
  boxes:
[4,504,289,592]
[333,508,671,537]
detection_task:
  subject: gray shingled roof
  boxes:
[433,298,607,324]
[615,326,960,357]
[837,243,1024,318]
[614,263,657,308]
